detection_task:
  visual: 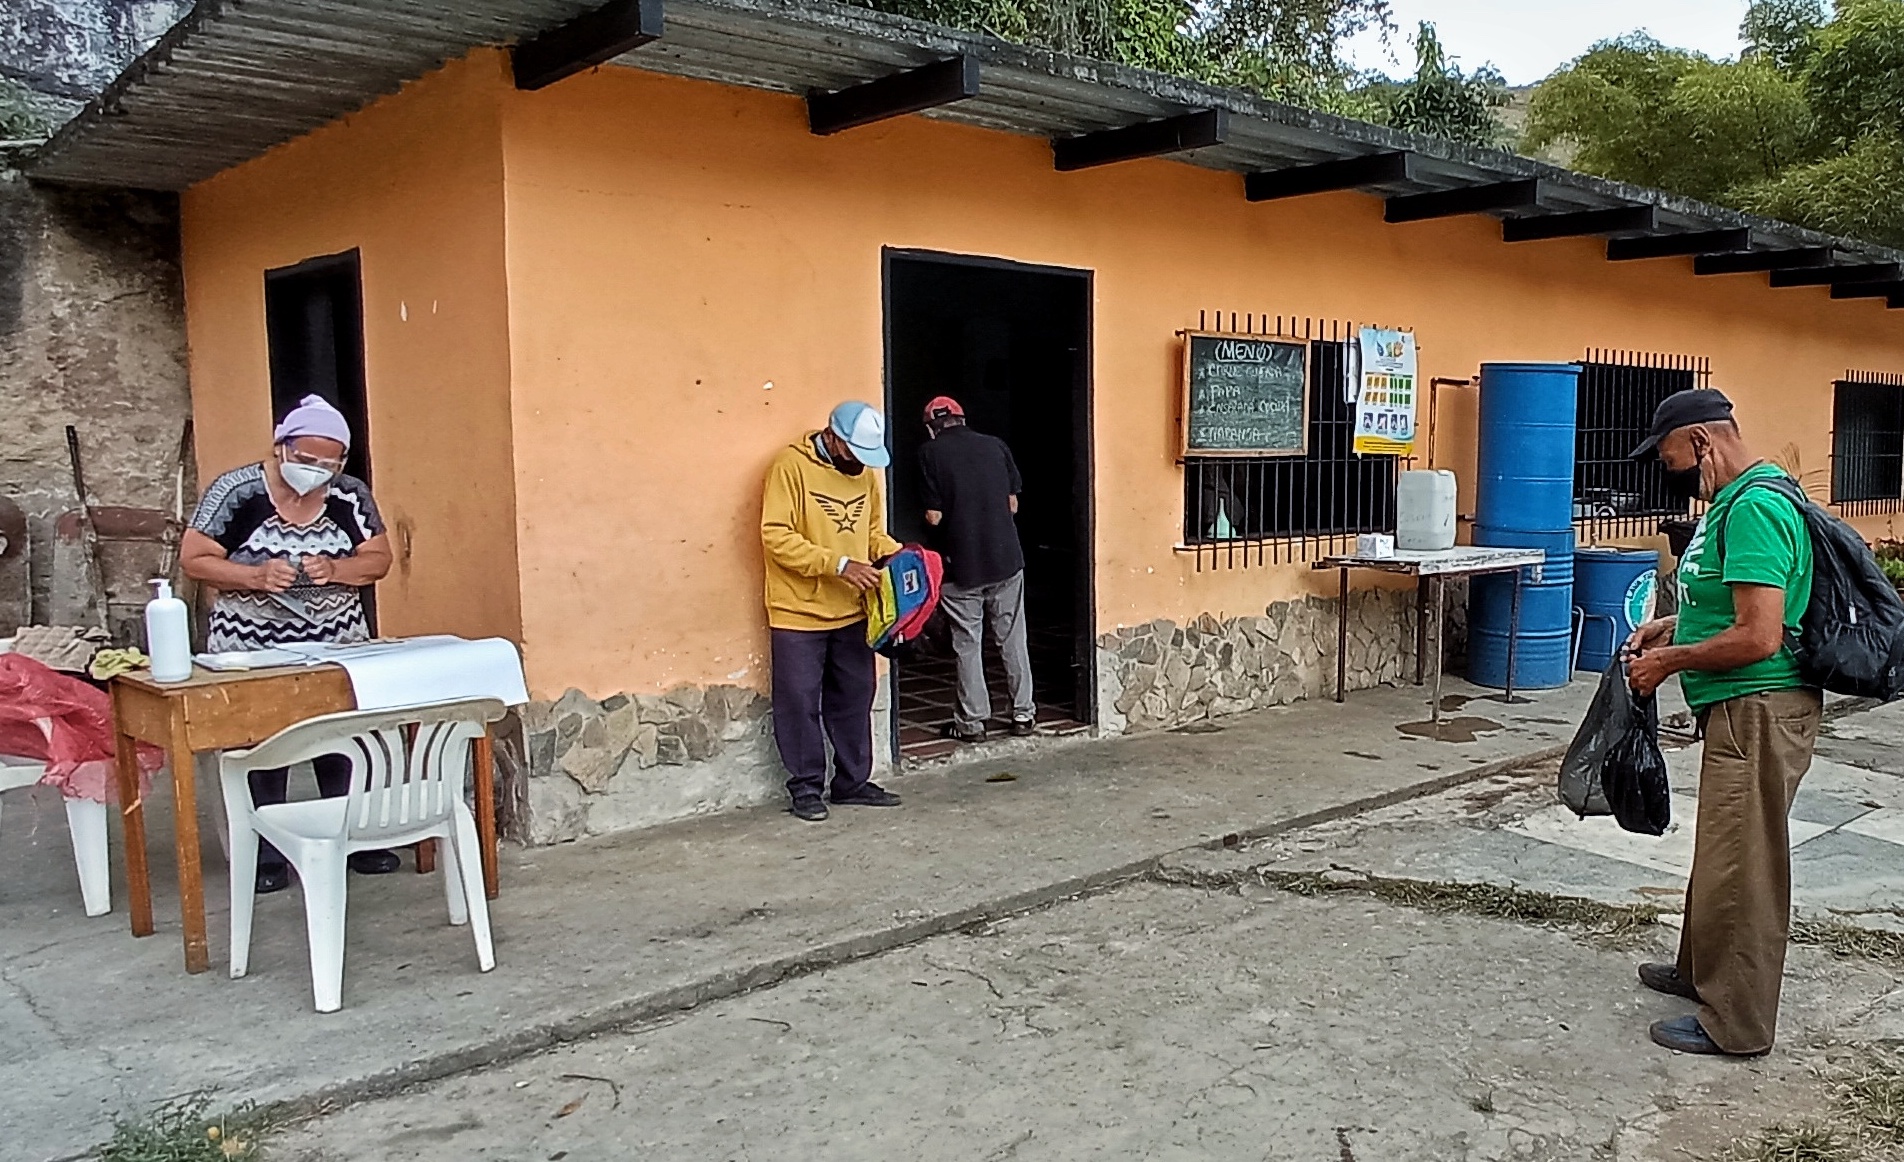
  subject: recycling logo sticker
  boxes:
[1625,569,1658,631]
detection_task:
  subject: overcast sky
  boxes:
[1344,0,1752,86]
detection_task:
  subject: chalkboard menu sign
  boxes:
[1180,332,1310,457]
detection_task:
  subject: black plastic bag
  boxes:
[1559,657,1672,835]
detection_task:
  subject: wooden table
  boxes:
[1313,546,1549,722]
[110,665,500,974]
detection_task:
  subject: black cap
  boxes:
[1628,388,1736,460]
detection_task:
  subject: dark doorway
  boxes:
[265,250,370,486]
[884,250,1093,759]
[264,249,375,629]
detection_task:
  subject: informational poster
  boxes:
[1352,327,1418,456]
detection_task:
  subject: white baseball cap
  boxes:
[828,401,891,469]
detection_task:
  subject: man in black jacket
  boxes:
[919,396,1036,741]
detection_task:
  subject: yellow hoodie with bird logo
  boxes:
[760,434,903,631]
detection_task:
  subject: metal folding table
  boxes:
[1313,545,1548,722]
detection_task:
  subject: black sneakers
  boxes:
[830,783,903,807]
[1010,718,1037,737]
[255,865,291,894]
[1638,962,1700,1001]
[790,797,830,822]
[348,849,402,875]
[942,722,986,743]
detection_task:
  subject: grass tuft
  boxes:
[1726,1050,1904,1161]
[1791,919,1904,966]
[1728,1123,1856,1162]
[1254,868,1665,946]
[97,1093,264,1162]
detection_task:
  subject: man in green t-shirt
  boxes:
[1624,387,1820,1058]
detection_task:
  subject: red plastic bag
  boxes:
[0,653,159,803]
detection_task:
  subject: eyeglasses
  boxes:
[283,447,346,472]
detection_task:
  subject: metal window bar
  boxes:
[1181,312,1400,570]
[1831,371,1904,514]
[1572,350,1708,542]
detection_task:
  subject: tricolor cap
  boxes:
[923,396,965,424]
[828,400,891,469]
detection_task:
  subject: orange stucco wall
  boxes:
[180,53,523,645]
[495,64,1904,699]
[178,52,1904,703]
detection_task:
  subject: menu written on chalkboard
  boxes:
[1180,332,1311,457]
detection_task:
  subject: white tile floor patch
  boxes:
[1508,796,1835,878]
[1843,808,1904,847]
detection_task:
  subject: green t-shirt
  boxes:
[1672,463,1813,709]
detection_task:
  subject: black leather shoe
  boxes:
[831,783,902,807]
[790,798,829,822]
[1649,1015,1754,1055]
[255,865,291,895]
[348,849,402,875]
[1639,962,1701,1001]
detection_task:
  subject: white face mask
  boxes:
[280,461,335,496]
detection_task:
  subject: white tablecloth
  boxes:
[279,636,529,711]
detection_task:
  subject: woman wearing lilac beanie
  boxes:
[179,395,397,892]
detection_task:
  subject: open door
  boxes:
[883,249,1094,758]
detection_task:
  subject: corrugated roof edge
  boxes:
[25,0,1904,268]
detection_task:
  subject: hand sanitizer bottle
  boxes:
[144,578,193,682]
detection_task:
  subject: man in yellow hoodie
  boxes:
[762,401,906,821]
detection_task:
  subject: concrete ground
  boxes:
[4,673,1621,1162]
[267,700,1904,1162]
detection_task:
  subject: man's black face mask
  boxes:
[1662,456,1703,500]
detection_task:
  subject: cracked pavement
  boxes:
[271,702,1904,1162]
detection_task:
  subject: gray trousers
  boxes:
[941,570,1035,729]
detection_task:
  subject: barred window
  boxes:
[1573,350,1706,540]
[1832,375,1904,513]
[1182,316,1397,568]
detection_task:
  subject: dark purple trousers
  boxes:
[770,623,877,802]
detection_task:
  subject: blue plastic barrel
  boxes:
[1468,362,1582,690]
[1573,547,1660,672]
[1469,528,1578,689]
[1474,363,1581,535]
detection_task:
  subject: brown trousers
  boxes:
[1677,687,1823,1054]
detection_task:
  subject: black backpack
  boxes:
[1719,474,1904,699]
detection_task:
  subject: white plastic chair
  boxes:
[219,698,506,1012]
[0,717,112,917]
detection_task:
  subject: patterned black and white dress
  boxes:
[189,463,385,651]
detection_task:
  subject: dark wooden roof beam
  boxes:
[808,56,980,136]
[513,0,663,91]
[1606,229,1751,261]
[1244,151,1414,201]
[1501,205,1655,242]
[1385,179,1541,223]
[1693,247,1833,275]
[1770,262,1904,287]
[1053,109,1228,172]
[1830,280,1904,300]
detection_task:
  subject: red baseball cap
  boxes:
[923,396,964,422]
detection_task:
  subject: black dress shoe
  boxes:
[255,865,291,895]
[1638,962,1701,1001]
[1649,1015,1757,1056]
[830,783,902,807]
[790,797,829,822]
[348,849,402,875]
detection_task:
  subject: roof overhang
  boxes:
[29,0,1904,279]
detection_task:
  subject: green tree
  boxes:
[1524,37,1810,202]
[1802,0,1904,145]
[852,0,1393,110]
[1742,0,1827,71]
[1735,132,1904,244]
[1364,21,1510,146]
